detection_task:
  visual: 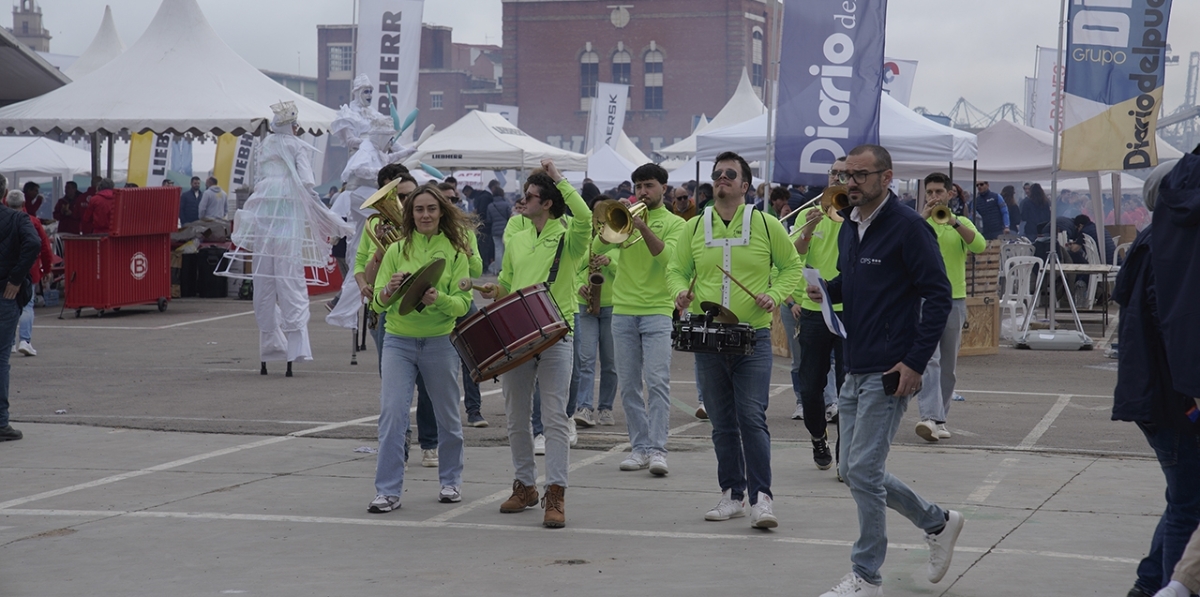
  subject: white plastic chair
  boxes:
[1001,256,1042,339]
[1080,235,1101,307]
[1115,242,1132,265]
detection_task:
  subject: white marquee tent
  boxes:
[565,144,637,190]
[409,110,588,171]
[657,69,766,159]
[0,0,336,137]
[0,137,93,179]
[63,6,125,81]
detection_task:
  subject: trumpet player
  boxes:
[913,173,985,443]
[594,164,685,476]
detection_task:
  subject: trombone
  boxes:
[596,199,649,246]
[781,185,850,224]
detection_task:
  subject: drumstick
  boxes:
[715,265,758,300]
[457,278,489,293]
[686,275,697,297]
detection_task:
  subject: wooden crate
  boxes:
[959,296,999,356]
[770,308,790,358]
[967,240,1002,297]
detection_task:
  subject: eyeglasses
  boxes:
[834,170,886,185]
[711,169,740,182]
[975,183,987,188]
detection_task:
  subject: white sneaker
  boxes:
[438,485,462,503]
[819,572,883,597]
[704,489,745,521]
[566,419,578,447]
[648,453,668,476]
[17,340,35,356]
[791,403,804,420]
[421,449,438,467]
[367,494,400,513]
[749,492,778,529]
[825,401,839,422]
[572,408,596,428]
[915,420,938,442]
[533,434,546,455]
[9,343,15,353]
[619,451,650,471]
[694,403,707,419]
[936,423,951,439]
[925,510,964,583]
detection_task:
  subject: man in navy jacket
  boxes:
[0,173,42,442]
[808,145,963,597]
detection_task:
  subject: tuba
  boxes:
[360,178,406,250]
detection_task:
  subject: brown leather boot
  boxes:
[542,484,565,528]
[499,479,538,513]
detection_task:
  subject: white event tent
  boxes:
[972,119,1182,182]
[0,137,93,179]
[63,6,125,81]
[409,110,588,171]
[657,69,766,159]
[615,131,653,166]
[565,144,637,190]
[0,0,336,139]
[695,93,978,178]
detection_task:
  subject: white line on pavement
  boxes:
[1017,394,1072,450]
[966,457,1021,503]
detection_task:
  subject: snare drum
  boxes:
[451,283,570,383]
[671,315,756,355]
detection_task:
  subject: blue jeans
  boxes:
[612,314,673,455]
[372,312,437,453]
[0,298,19,427]
[796,309,845,439]
[695,328,773,505]
[18,299,33,343]
[838,372,946,586]
[1134,423,1200,594]
[375,334,464,496]
[570,307,617,413]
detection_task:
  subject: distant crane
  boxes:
[914,98,1024,133]
[1158,51,1200,151]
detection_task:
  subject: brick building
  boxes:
[501,0,778,155]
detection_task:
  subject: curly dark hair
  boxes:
[524,172,566,218]
[398,183,477,259]
[769,186,791,203]
[377,163,410,188]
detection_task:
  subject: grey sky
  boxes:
[38,1,1200,120]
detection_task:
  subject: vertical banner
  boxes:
[1060,0,1173,171]
[882,58,918,107]
[127,132,173,188]
[1024,77,1036,127]
[585,82,630,153]
[1032,47,1064,134]
[357,0,423,143]
[773,0,887,186]
[213,133,256,192]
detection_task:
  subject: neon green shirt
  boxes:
[575,248,619,308]
[497,180,592,327]
[594,205,685,316]
[666,205,803,330]
[373,231,472,338]
[927,216,986,299]
[358,228,480,313]
[794,208,845,313]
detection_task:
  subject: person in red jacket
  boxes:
[81,178,116,234]
[6,190,52,356]
[53,182,87,235]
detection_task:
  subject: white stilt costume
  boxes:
[220,101,354,366]
[326,73,418,329]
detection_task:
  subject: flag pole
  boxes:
[1047,0,1067,333]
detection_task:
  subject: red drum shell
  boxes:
[451,283,569,383]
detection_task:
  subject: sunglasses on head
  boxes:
[711,169,739,181]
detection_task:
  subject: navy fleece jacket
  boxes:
[825,196,952,375]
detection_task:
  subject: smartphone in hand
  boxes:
[882,371,901,396]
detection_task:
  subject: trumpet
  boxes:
[930,202,954,225]
[782,185,850,224]
[597,199,649,245]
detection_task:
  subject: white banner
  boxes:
[357,0,423,142]
[1031,46,1064,133]
[586,82,630,153]
[1024,77,1036,127]
[485,104,519,127]
[882,58,918,107]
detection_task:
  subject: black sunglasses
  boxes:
[711,169,739,181]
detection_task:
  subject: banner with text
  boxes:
[586,83,630,153]
[882,58,918,107]
[773,0,887,186]
[357,0,423,143]
[127,132,174,188]
[1031,47,1064,134]
[213,133,256,192]
[1060,0,1173,171]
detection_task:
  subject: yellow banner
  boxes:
[213,133,255,192]
[1060,90,1162,172]
[127,132,154,187]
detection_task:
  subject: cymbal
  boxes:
[360,178,402,211]
[699,301,739,324]
[392,258,447,315]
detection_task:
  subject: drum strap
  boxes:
[545,235,567,286]
[703,206,753,307]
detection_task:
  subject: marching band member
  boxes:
[594,164,685,475]
[222,101,353,376]
[666,151,802,528]
[480,159,591,528]
[368,184,474,513]
[570,204,619,429]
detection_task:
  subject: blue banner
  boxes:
[773,0,887,186]
[1060,0,1173,171]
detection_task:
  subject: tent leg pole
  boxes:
[91,132,101,180]
[106,133,114,180]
